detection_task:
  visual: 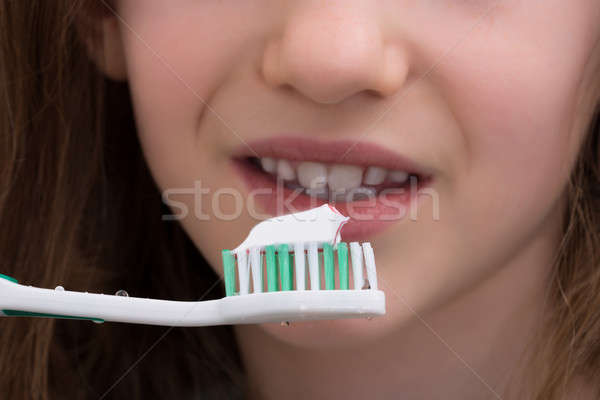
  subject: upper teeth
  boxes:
[388,170,408,183]
[260,157,277,174]
[258,157,411,193]
[328,164,363,193]
[364,166,387,185]
[276,159,296,181]
[297,162,327,189]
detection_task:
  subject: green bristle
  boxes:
[265,245,278,292]
[289,252,294,289]
[323,243,335,290]
[221,250,236,296]
[337,242,349,290]
[278,244,293,291]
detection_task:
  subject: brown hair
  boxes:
[0,2,244,399]
[0,1,598,399]
[523,108,600,399]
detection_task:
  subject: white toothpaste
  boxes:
[233,204,349,253]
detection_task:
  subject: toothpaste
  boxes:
[233,204,349,254]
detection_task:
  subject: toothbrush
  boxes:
[0,204,385,326]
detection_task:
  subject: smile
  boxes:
[248,156,418,202]
[232,136,433,241]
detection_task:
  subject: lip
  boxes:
[234,137,432,173]
[231,136,433,242]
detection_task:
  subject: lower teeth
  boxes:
[331,187,377,202]
[348,188,377,201]
[305,187,330,200]
[288,185,379,202]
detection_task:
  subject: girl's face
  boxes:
[108,1,600,345]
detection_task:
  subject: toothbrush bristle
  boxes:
[337,242,349,290]
[265,245,277,292]
[293,242,306,291]
[221,250,236,297]
[362,243,378,290]
[323,243,335,290]
[349,242,364,290]
[278,244,292,291]
[237,249,250,295]
[308,242,320,290]
[250,248,263,293]
[222,242,377,296]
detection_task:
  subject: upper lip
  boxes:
[233,136,432,177]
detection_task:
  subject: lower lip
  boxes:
[232,160,428,242]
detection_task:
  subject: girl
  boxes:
[1,1,599,399]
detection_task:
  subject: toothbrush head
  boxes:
[220,241,384,323]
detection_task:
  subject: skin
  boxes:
[92,0,600,398]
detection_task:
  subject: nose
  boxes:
[261,3,409,105]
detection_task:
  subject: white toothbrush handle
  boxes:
[0,278,224,326]
[0,277,385,327]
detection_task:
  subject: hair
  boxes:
[524,108,600,398]
[0,2,244,399]
[0,1,598,399]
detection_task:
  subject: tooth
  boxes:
[297,162,327,189]
[389,170,408,183]
[328,164,363,192]
[332,186,376,202]
[363,166,387,185]
[260,157,277,174]
[277,159,296,181]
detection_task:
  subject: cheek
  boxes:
[379,1,600,313]
[116,0,266,189]
[115,1,269,267]
[430,1,598,226]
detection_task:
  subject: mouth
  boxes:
[231,137,433,241]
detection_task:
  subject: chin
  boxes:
[253,306,407,350]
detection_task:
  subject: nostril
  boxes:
[365,88,386,99]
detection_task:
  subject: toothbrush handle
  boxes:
[0,275,386,327]
[0,277,224,327]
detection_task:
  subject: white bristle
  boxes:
[307,242,320,290]
[250,247,262,293]
[362,243,377,290]
[349,242,364,290]
[236,250,250,295]
[294,242,306,291]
